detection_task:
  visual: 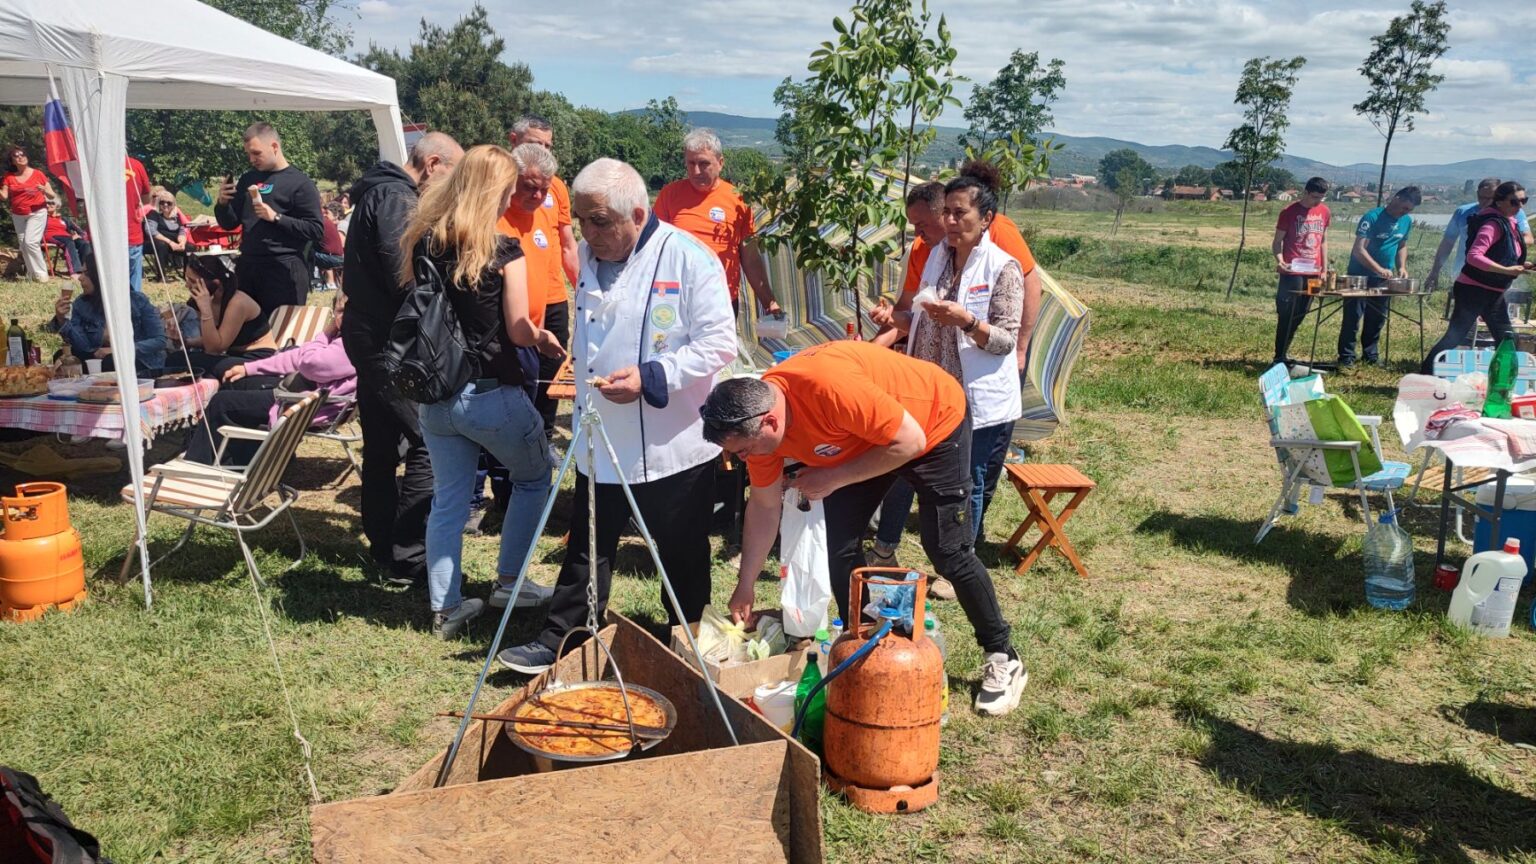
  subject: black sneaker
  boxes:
[497,640,556,674]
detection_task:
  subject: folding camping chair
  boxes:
[1014,269,1092,443]
[1402,348,1536,541]
[1256,363,1410,543]
[117,392,324,587]
[274,374,360,484]
[268,304,334,350]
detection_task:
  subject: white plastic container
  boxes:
[752,679,798,733]
[1449,539,1525,637]
[755,313,788,341]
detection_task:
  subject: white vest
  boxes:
[572,219,739,484]
[909,232,1023,429]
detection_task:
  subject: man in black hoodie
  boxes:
[342,131,463,591]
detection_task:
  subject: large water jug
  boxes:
[1449,539,1525,637]
[1363,511,1415,610]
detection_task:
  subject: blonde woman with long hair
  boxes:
[398,144,565,640]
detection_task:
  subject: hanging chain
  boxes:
[582,391,601,636]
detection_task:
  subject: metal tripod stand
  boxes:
[434,392,739,786]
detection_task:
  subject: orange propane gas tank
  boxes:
[0,482,86,622]
[823,567,945,814]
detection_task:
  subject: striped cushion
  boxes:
[121,461,241,510]
[269,305,334,349]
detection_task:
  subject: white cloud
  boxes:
[350,0,1536,165]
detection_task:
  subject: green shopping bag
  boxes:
[1277,394,1383,485]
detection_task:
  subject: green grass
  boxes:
[4,205,1536,862]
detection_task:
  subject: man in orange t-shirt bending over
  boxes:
[654,128,782,318]
[701,341,1027,717]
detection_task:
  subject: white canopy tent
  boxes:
[0,0,407,607]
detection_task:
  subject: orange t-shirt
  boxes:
[653,178,754,301]
[901,214,1037,295]
[746,341,967,488]
[544,174,571,229]
[496,203,563,328]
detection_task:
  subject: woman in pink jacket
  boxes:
[184,293,356,465]
[1422,181,1532,373]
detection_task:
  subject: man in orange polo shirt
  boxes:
[508,115,578,286]
[654,128,782,318]
[702,341,1026,716]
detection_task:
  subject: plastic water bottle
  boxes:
[1484,338,1517,419]
[1363,510,1415,610]
[815,627,832,675]
[1452,539,1524,637]
[923,605,949,725]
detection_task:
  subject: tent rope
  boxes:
[242,537,320,803]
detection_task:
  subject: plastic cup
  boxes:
[85,359,103,375]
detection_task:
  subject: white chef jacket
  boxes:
[572,217,739,484]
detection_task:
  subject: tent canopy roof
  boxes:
[0,0,396,111]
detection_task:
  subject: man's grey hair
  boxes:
[1478,177,1504,194]
[682,128,723,159]
[512,114,553,137]
[512,142,558,180]
[700,378,774,445]
[572,158,649,217]
[408,131,462,169]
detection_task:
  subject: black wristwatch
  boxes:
[962,315,980,334]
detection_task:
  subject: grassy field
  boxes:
[3,206,1536,863]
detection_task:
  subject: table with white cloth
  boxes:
[1394,373,1536,570]
[0,379,219,444]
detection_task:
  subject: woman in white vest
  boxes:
[870,161,1025,564]
[499,158,738,674]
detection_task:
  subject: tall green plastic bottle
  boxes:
[793,648,826,756]
[1485,338,1517,419]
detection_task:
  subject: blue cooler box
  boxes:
[1473,477,1536,582]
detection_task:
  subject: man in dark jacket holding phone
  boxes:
[214,122,325,313]
[342,131,462,590]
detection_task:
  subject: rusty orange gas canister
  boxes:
[0,482,86,622]
[823,567,945,814]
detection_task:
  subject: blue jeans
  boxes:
[876,421,1013,546]
[128,244,143,293]
[1337,277,1387,364]
[419,380,552,612]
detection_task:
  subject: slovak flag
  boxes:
[42,85,81,215]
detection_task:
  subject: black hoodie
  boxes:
[341,161,418,375]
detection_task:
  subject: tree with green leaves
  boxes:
[1174,165,1213,187]
[1098,149,1156,235]
[960,50,1065,209]
[1355,0,1450,206]
[747,0,959,336]
[722,148,775,186]
[1223,55,1305,297]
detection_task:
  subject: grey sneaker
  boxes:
[432,599,485,640]
[498,640,556,675]
[489,579,554,609]
[867,542,898,569]
[975,652,1027,717]
[927,576,957,601]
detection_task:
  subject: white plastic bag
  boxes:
[779,487,832,639]
[695,605,750,664]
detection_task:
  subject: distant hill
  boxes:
[655,109,1536,189]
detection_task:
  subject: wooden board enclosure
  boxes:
[311,612,823,863]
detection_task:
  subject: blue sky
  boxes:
[347,0,1536,166]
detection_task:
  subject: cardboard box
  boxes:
[311,612,823,863]
[669,622,810,701]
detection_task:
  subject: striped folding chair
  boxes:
[273,374,360,485]
[117,391,325,587]
[268,305,334,350]
[1015,269,1091,442]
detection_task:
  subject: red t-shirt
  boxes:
[654,178,755,301]
[1276,202,1330,274]
[124,157,150,245]
[44,215,69,240]
[4,170,49,216]
[320,215,344,256]
[745,341,967,488]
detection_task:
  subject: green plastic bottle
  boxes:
[1485,338,1517,419]
[793,648,826,756]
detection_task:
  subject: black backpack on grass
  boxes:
[0,766,111,863]
[380,246,483,405]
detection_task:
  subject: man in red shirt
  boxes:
[124,156,151,291]
[1272,176,1331,366]
[654,129,782,318]
[702,342,1027,717]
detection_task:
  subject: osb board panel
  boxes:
[312,741,793,863]
[386,613,824,863]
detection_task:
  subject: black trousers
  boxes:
[1422,281,1515,374]
[183,381,280,465]
[823,413,1013,655]
[538,461,715,651]
[237,254,310,314]
[533,300,569,439]
[1274,274,1312,363]
[356,372,432,581]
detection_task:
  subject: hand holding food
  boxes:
[597,366,643,404]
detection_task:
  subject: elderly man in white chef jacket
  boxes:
[499,158,739,674]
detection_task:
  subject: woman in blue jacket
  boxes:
[47,254,167,375]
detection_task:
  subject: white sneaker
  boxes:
[975,652,1027,716]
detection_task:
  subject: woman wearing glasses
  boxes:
[1422,181,1532,373]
